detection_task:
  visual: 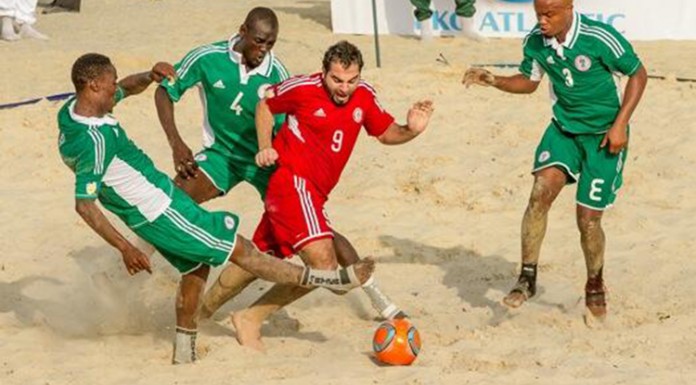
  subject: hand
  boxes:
[600,124,628,154]
[255,147,279,168]
[121,245,152,275]
[462,67,495,88]
[406,100,434,135]
[150,62,176,84]
[172,140,198,179]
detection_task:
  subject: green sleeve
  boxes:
[597,24,642,76]
[73,127,117,199]
[160,45,210,102]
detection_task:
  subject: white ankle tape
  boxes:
[301,267,361,291]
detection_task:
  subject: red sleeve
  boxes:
[265,75,309,115]
[360,84,394,137]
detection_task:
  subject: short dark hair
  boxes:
[322,41,364,73]
[244,6,279,31]
[71,53,113,92]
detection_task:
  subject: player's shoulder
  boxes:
[522,25,544,49]
[275,73,322,95]
[355,80,381,101]
[180,41,228,64]
[577,16,631,52]
[269,53,291,81]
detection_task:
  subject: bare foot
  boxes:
[585,277,607,320]
[353,257,375,284]
[502,291,528,308]
[231,311,265,352]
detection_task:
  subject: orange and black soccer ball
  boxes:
[372,318,421,365]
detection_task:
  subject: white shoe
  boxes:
[1,17,20,41]
[419,21,434,42]
[19,23,49,40]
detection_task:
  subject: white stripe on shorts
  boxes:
[164,207,234,253]
[293,175,321,236]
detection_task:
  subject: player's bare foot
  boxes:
[231,311,265,352]
[503,290,528,308]
[585,276,607,319]
[353,257,376,284]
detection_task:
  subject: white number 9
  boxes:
[331,130,343,152]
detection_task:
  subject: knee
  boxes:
[308,254,339,270]
[577,214,602,235]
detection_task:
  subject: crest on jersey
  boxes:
[258,83,273,99]
[224,216,237,230]
[574,55,591,72]
[353,107,363,124]
[538,151,551,163]
[194,154,207,162]
[86,182,97,195]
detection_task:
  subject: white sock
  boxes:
[300,265,362,291]
[419,20,434,41]
[459,17,487,42]
[172,327,197,364]
[361,276,403,320]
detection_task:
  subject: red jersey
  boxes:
[266,73,395,197]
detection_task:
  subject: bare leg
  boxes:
[577,205,606,318]
[173,265,210,364]
[232,238,340,351]
[503,167,566,308]
[198,264,256,320]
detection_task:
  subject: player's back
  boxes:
[58,98,174,227]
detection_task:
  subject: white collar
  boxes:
[68,99,118,126]
[543,11,580,59]
[227,34,273,78]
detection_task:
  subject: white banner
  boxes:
[331,0,696,40]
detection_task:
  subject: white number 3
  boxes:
[331,130,343,152]
[562,68,574,88]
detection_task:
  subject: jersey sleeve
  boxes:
[265,76,306,115]
[361,85,394,137]
[159,45,210,102]
[73,127,117,200]
[595,25,642,76]
[519,34,546,81]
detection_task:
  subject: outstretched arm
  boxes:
[75,199,152,275]
[378,100,434,145]
[118,62,176,98]
[463,68,540,94]
[601,64,648,154]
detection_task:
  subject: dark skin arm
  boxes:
[463,68,541,94]
[600,64,648,154]
[119,62,175,98]
[155,81,198,180]
[75,199,152,275]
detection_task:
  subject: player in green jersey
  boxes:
[59,53,374,363]
[462,0,647,319]
[153,7,407,330]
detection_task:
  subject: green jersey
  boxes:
[160,35,289,163]
[519,13,642,134]
[58,91,175,228]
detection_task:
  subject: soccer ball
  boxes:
[372,318,421,365]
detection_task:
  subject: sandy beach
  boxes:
[1,0,696,384]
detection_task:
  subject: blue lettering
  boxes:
[450,12,462,31]
[480,12,500,32]
[518,12,532,33]
[500,12,515,32]
[433,10,451,31]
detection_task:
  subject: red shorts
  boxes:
[252,168,334,258]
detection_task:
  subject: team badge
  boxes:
[538,151,551,163]
[574,55,591,72]
[86,182,97,195]
[224,216,237,230]
[353,107,363,124]
[194,153,207,162]
[258,83,272,99]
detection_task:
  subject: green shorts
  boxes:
[533,121,628,210]
[194,145,274,198]
[133,188,240,274]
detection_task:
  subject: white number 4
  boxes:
[230,92,244,116]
